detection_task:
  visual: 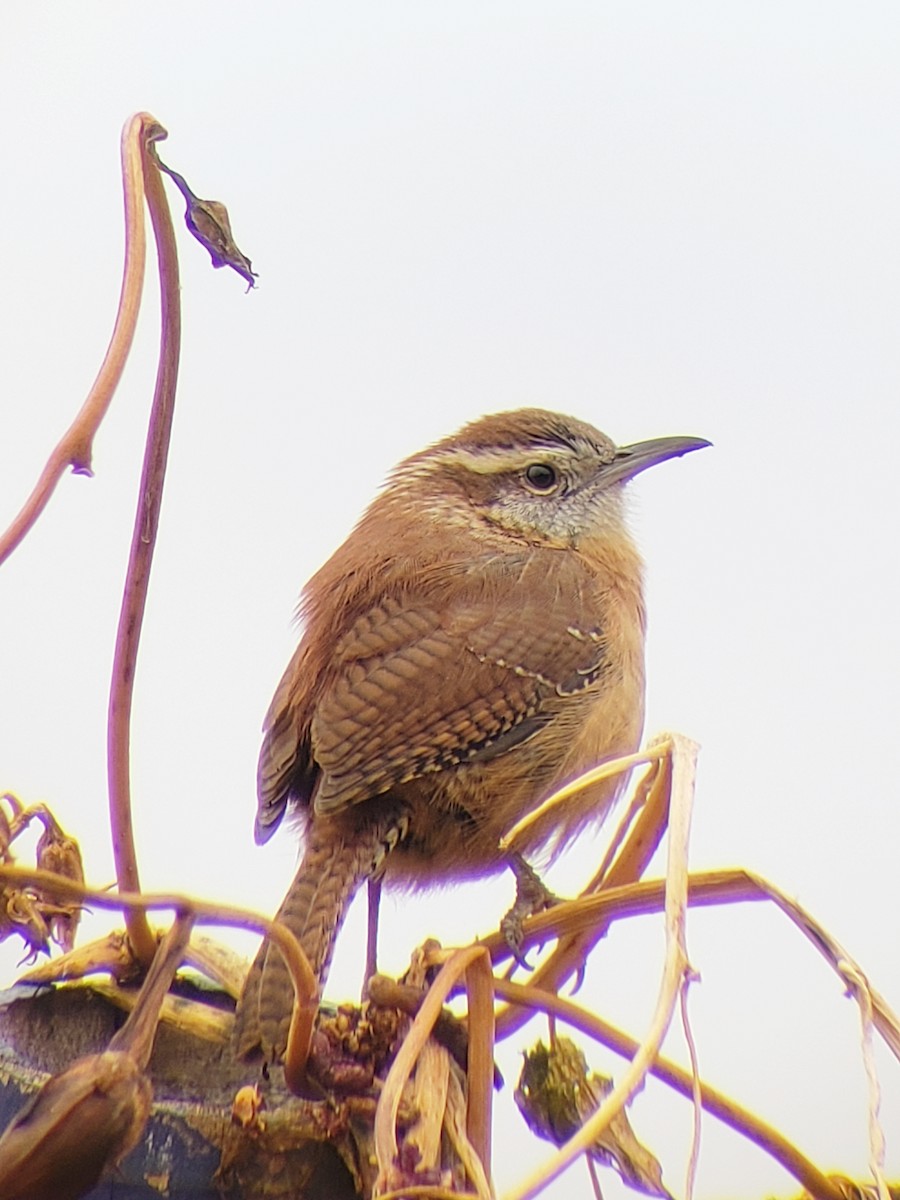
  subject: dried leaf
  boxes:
[153,154,258,289]
[406,1039,450,1171]
[515,1038,672,1199]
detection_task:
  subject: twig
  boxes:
[586,1157,604,1200]
[0,114,148,566]
[108,910,196,1067]
[503,733,698,1200]
[72,979,232,1044]
[106,112,181,968]
[445,1067,494,1200]
[0,862,317,1066]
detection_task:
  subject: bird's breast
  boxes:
[383,541,647,883]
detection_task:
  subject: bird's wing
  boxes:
[308,553,607,815]
[254,641,316,844]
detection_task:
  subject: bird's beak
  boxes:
[602,435,711,488]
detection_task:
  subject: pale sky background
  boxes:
[2,5,900,1198]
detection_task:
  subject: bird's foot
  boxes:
[501,852,560,969]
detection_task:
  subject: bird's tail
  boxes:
[233,807,407,1061]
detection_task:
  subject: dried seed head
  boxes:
[3,889,50,959]
[515,1038,671,1199]
[35,817,84,952]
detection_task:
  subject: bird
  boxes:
[233,407,708,1063]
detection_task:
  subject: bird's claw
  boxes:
[501,853,561,969]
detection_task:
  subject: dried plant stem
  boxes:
[492,867,900,1071]
[483,872,764,962]
[841,960,890,1200]
[757,877,900,1068]
[445,1067,494,1200]
[503,733,698,1200]
[375,945,493,1198]
[584,734,674,893]
[500,742,669,852]
[494,976,844,1200]
[679,973,702,1200]
[107,113,181,969]
[109,911,196,1067]
[464,947,496,1181]
[0,862,317,1057]
[489,855,899,1200]
[0,114,148,567]
[494,744,673,1042]
[77,981,232,1044]
[406,1040,450,1171]
[283,976,320,1095]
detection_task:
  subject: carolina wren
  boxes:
[234,408,708,1061]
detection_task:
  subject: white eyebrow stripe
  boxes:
[422,444,578,476]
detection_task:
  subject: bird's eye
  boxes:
[523,462,559,493]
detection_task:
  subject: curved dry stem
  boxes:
[494,741,673,1041]
[679,972,703,1200]
[107,113,181,968]
[841,961,890,1200]
[493,977,845,1200]
[754,874,900,1068]
[375,945,491,1196]
[500,742,669,852]
[585,734,675,893]
[108,910,196,1067]
[0,114,148,567]
[503,733,698,1200]
[489,854,898,1200]
[482,874,743,962]
[0,863,317,1067]
[283,983,320,1095]
[484,865,900,1076]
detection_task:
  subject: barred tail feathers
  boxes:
[234,808,408,1061]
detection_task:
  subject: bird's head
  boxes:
[389,408,709,548]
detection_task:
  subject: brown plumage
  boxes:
[234,408,707,1062]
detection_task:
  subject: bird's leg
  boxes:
[364,876,382,992]
[501,851,561,968]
